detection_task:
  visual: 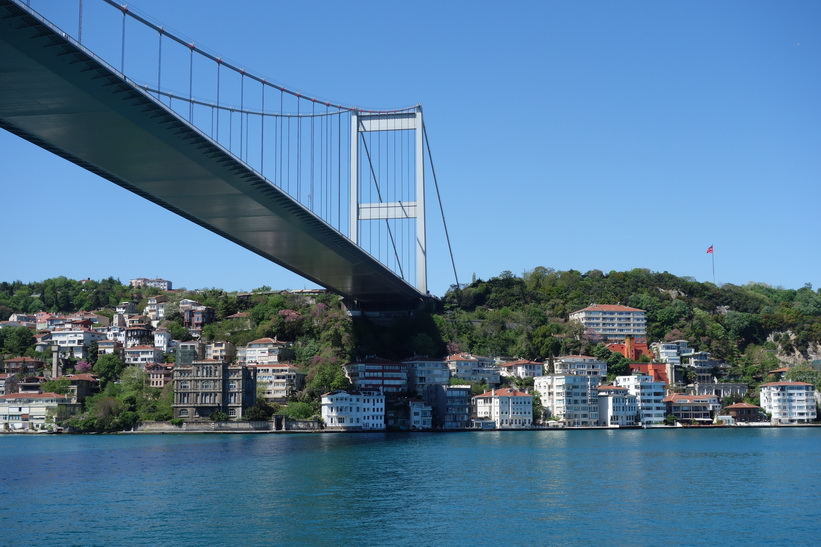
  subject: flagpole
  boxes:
[711,250,715,285]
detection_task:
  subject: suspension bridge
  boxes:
[0,0,458,310]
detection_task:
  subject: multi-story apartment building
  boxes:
[569,304,646,342]
[321,388,385,430]
[425,384,472,430]
[153,328,172,353]
[145,363,174,389]
[663,393,719,422]
[343,357,408,396]
[534,374,600,427]
[183,306,215,331]
[205,341,236,363]
[130,278,172,291]
[445,354,500,386]
[759,381,817,424]
[554,355,607,378]
[613,374,666,425]
[50,327,108,359]
[144,295,168,322]
[124,346,164,367]
[0,392,77,431]
[403,357,450,397]
[247,363,305,403]
[173,359,256,420]
[176,340,204,368]
[472,387,533,429]
[237,338,294,364]
[597,385,637,427]
[497,360,544,379]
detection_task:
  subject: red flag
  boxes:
[706,245,714,254]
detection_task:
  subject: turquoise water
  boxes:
[2,428,820,546]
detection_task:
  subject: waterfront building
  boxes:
[687,382,748,400]
[759,381,817,424]
[172,359,256,420]
[497,359,544,379]
[385,398,433,430]
[247,363,305,403]
[569,304,646,342]
[553,355,607,378]
[721,402,766,423]
[403,357,450,397]
[472,387,533,429]
[534,374,600,427]
[597,385,637,427]
[425,384,472,429]
[237,337,294,365]
[343,357,408,396]
[613,374,666,425]
[321,388,385,431]
[0,392,77,430]
[445,353,501,386]
[663,393,719,423]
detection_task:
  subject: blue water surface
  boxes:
[1,428,819,546]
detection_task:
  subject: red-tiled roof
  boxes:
[447,353,478,362]
[663,394,718,403]
[597,385,628,391]
[498,360,542,367]
[760,381,813,387]
[723,402,761,409]
[0,392,68,400]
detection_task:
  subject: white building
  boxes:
[597,385,637,427]
[0,392,73,430]
[248,363,305,402]
[497,360,544,379]
[569,304,647,342]
[407,399,433,430]
[554,355,607,378]
[50,327,108,359]
[403,357,450,397]
[535,375,599,427]
[237,338,294,364]
[153,328,172,353]
[321,388,385,430]
[145,295,168,322]
[759,381,817,424]
[123,346,164,367]
[472,387,533,429]
[613,374,666,425]
[445,354,501,386]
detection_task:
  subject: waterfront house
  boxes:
[321,388,385,431]
[472,387,533,429]
[597,385,637,427]
[534,374,600,427]
[759,381,817,424]
[173,359,256,420]
[663,393,719,423]
[721,402,766,423]
[613,374,666,425]
[425,384,472,430]
[0,392,77,431]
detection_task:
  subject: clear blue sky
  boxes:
[4,0,820,295]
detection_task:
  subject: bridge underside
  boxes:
[0,0,425,307]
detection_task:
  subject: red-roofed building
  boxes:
[0,392,79,430]
[472,387,533,429]
[721,402,766,423]
[569,304,646,342]
[629,363,670,385]
[607,335,653,361]
[2,357,46,375]
[663,393,719,422]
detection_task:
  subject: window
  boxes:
[179,409,189,417]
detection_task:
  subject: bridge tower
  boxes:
[349,107,426,296]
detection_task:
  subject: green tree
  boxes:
[41,378,71,395]
[93,354,125,388]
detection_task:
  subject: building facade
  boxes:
[759,381,817,424]
[535,374,600,427]
[569,304,647,342]
[472,387,533,429]
[173,359,256,420]
[613,374,666,425]
[597,385,637,427]
[321,388,385,430]
[343,357,408,396]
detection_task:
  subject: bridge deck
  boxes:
[0,0,424,305]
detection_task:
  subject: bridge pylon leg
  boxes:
[350,107,426,295]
